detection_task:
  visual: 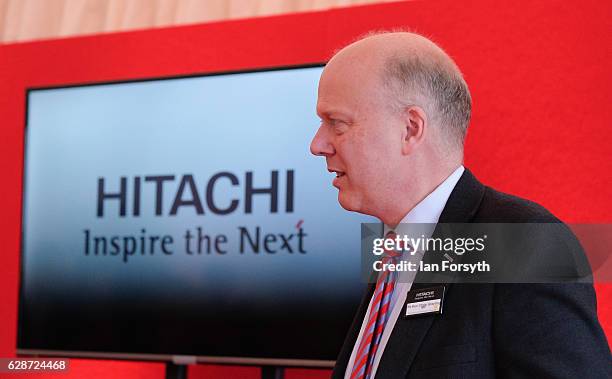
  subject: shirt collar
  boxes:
[384,165,464,235]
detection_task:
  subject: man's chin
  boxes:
[337,192,361,213]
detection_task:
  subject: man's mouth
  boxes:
[328,169,346,178]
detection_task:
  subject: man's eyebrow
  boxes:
[318,109,352,120]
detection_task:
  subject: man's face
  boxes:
[310,57,404,217]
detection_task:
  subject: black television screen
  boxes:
[18,65,374,366]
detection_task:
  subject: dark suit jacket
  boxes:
[332,169,612,378]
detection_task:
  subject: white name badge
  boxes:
[405,299,441,316]
[403,285,445,318]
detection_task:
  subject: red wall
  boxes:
[1,1,610,378]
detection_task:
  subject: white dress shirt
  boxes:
[344,165,465,378]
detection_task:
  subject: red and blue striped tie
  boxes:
[350,231,401,379]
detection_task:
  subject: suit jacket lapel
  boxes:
[374,169,485,378]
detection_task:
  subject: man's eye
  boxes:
[319,118,347,133]
[330,120,350,135]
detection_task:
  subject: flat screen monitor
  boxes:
[18,65,374,366]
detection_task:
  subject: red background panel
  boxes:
[0,0,610,378]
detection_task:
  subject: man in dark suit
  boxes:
[310,32,611,378]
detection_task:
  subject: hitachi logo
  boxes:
[96,170,294,217]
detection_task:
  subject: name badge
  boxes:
[404,285,445,318]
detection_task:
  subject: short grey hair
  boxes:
[383,54,471,148]
[373,33,472,149]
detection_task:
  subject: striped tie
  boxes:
[350,231,401,379]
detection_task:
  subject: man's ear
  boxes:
[400,105,427,155]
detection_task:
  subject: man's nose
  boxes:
[310,126,335,157]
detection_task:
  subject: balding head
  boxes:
[310,31,471,225]
[327,31,471,152]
